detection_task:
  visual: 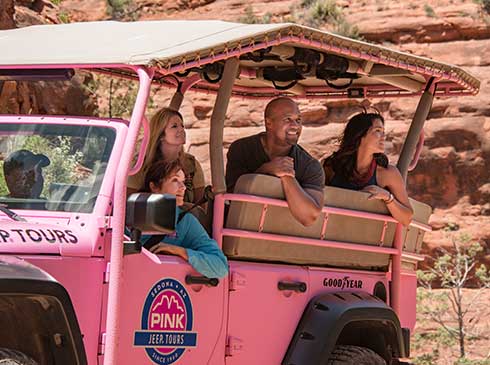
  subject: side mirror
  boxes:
[126,193,176,234]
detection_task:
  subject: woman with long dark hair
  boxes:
[322,112,413,225]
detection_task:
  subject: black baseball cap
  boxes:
[3,149,50,174]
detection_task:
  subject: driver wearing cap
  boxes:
[2,150,50,199]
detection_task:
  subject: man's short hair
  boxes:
[264,97,295,121]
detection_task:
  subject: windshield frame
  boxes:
[0,115,128,219]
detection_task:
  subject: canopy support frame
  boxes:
[209,57,240,194]
[397,77,436,181]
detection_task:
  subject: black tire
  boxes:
[327,345,386,365]
[0,348,38,365]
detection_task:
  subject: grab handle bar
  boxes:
[185,275,219,287]
[278,281,307,293]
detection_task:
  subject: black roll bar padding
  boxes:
[397,77,436,181]
[0,68,75,81]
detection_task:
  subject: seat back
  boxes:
[224,174,431,270]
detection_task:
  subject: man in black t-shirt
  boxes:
[226,97,324,226]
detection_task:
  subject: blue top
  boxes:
[330,165,378,191]
[140,208,229,278]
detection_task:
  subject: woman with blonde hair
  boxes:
[127,107,205,204]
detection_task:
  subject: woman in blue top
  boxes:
[322,112,413,226]
[141,159,228,278]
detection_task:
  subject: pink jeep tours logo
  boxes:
[134,278,197,365]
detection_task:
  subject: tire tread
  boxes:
[327,345,386,365]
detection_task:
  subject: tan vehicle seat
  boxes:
[224,174,431,271]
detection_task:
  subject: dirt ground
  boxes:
[411,288,490,365]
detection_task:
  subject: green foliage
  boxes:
[58,11,71,23]
[51,0,63,5]
[412,349,440,365]
[474,0,490,14]
[455,358,490,365]
[107,0,138,21]
[290,0,363,40]
[108,78,138,119]
[81,73,156,120]
[21,136,83,197]
[424,4,436,17]
[416,233,490,360]
[308,0,343,27]
[238,6,272,24]
[0,162,8,196]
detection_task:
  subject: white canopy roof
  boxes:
[0,20,479,99]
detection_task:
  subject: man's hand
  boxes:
[149,243,189,260]
[258,157,295,178]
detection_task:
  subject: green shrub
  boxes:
[238,6,272,24]
[107,0,138,20]
[417,233,490,360]
[474,0,490,14]
[290,0,362,40]
[424,4,436,17]
[308,0,343,27]
[58,11,71,23]
[22,136,83,196]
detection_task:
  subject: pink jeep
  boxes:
[0,21,480,365]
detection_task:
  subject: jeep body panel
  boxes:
[0,255,87,364]
[21,256,106,363]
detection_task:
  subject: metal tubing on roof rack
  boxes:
[104,66,154,365]
[169,73,202,110]
[210,57,239,193]
[397,78,436,181]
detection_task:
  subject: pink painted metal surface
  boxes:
[21,255,106,365]
[215,192,430,323]
[212,194,226,248]
[0,221,77,255]
[104,66,154,365]
[398,270,418,330]
[390,224,405,316]
[115,250,227,365]
[128,115,149,176]
[0,114,128,258]
[223,228,399,254]
[226,261,309,364]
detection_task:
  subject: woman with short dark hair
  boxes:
[323,113,413,225]
[140,160,228,278]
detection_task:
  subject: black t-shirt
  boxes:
[225,132,325,193]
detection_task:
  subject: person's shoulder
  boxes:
[379,164,403,179]
[227,133,262,157]
[295,144,321,166]
[231,132,262,146]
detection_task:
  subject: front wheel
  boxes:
[327,345,386,365]
[0,348,38,365]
